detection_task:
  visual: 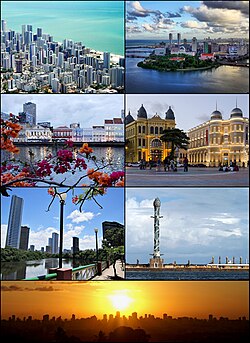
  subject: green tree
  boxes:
[160,128,190,160]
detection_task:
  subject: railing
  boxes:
[72,264,97,280]
[23,261,109,281]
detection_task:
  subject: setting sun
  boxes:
[108,291,133,311]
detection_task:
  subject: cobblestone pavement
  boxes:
[125,167,249,187]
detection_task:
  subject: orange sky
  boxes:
[1,281,248,320]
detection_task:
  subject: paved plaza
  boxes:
[126,167,249,187]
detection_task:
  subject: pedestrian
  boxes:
[170,159,175,171]
[183,156,188,172]
[163,156,169,171]
[156,158,161,172]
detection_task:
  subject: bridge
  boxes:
[23,260,124,281]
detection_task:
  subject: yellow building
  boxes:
[188,106,249,167]
[125,104,177,162]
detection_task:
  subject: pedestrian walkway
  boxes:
[92,260,125,280]
[126,167,249,187]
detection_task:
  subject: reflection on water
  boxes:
[2,145,124,186]
[1,258,89,280]
[126,58,249,93]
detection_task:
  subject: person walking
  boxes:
[183,156,188,172]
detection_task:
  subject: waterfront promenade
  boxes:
[92,260,124,280]
[126,167,249,187]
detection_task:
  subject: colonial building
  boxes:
[188,106,249,167]
[125,104,177,162]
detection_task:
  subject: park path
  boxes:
[92,260,124,280]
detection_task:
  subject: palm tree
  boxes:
[160,128,190,160]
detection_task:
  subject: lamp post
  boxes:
[94,228,99,265]
[57,192,67,268]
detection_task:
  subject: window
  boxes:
[138,126,141,134]
[150,126,154,134]
[155,127,158,135]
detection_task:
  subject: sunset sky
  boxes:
[1,281,249,320]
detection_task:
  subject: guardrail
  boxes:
[23,261,109,281]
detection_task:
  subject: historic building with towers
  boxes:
[125,104,185,163]
[188,104,249,167]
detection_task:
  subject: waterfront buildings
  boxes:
[1,21,124,93]
[51,233,59,254]
[5,195,24,249]
[188,105,249,167]
[125,104,187,163]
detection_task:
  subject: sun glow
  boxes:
[108,291,133,311]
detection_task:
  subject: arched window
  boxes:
[150,126,154,134]
[138,126,141,134]
[160,127,163,134]
[151,138,162,148]
[155,127,158,135]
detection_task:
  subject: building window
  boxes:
[160,127,163,134]
[142,126,145,133]
[150,126,154,134]
[155,127,158,135]
[138,138,141,146]
[138,126,141,134]
[143,139,146,147]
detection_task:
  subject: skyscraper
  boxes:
[169,33,173,46]
[19,225,30,250]
[72,237,79,254]
[23,102,36,126]
[177,33,181,47]
[103,52,110,69]
[192,37,198,52]
[52,232,59,254]
[6,195,24,249]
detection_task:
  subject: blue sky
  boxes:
[1,94,124,128]
[126,1,249,40]
[126,94,249,132]
[126,188,249,264]
[1,187,124,251]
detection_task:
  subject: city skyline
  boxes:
[1,281,248,320]
[1,188,124,251]
[126,94,249,132]
[2,1,124,55]
[1,94,124,128]
[126,1,249,40]
[126,188,249,264]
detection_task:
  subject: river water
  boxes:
[1,258,89,280]
[2,145,124,186]
[126,269,249,280]
[125,58,249,94]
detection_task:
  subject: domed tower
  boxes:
[230,107,243,118]
[124,110,135,125]
[137,104,147,119]
[150,197,164,268]
[211,109,222,120]
[165,106,175,120]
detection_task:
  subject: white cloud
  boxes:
[67,210,95,223]
[1,224,7,247]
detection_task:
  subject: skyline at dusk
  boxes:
[1,281,249,320]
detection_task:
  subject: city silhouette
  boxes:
[1,311,249,342]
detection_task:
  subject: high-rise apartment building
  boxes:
[23,102,36,126]
[19,226,30,250]
[52,232,59,254]
[72,237,79,254]
[6,195,24,249]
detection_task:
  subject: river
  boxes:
[126,57,249,93]
[2,145,124,186]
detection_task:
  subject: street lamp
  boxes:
[94,228,99,265]
[57,192,67,268]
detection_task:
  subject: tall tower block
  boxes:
[149,197,164,268]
